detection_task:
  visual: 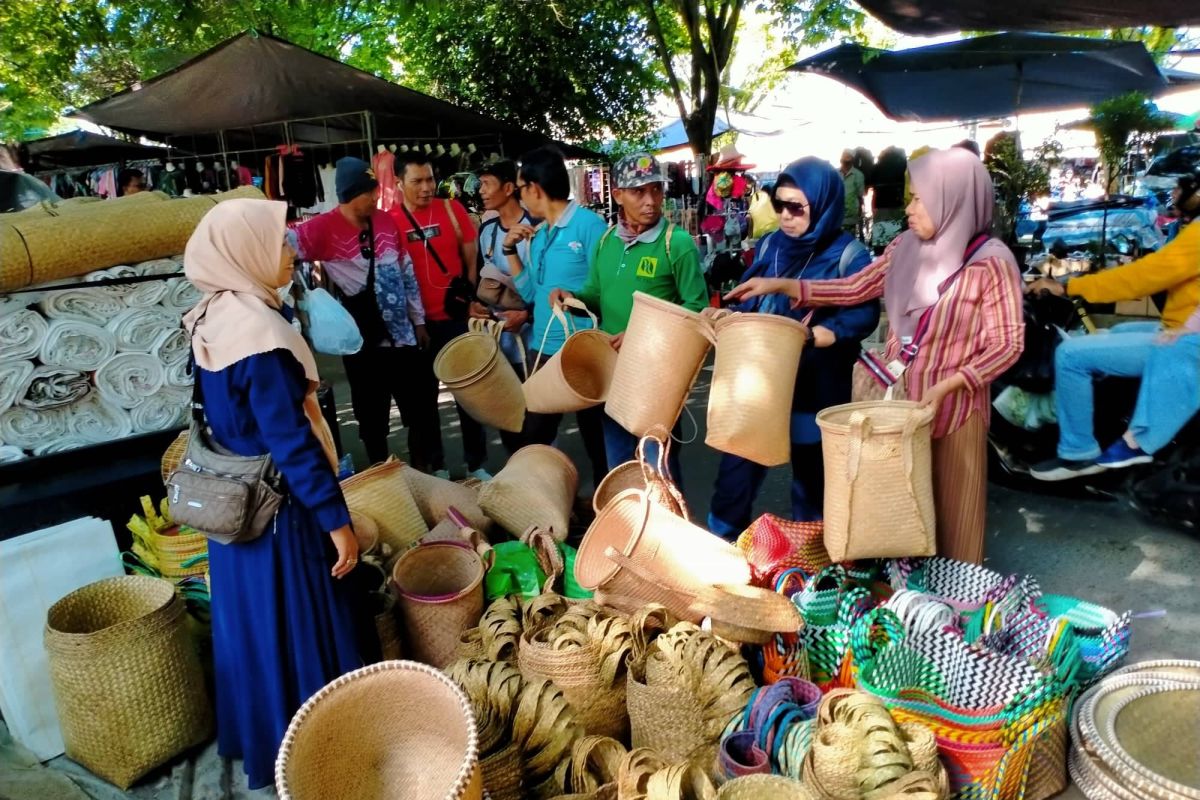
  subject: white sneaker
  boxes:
[469,468,493,481]
[433,469,451,480]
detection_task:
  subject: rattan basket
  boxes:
[340,457,429,559]
[479,445,579,541]
[44,575,212,789]
[275,660,482,800]
[391,542,486,668]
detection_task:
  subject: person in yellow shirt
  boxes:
[1029,171,1200,480]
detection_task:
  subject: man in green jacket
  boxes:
[551,152,709,484]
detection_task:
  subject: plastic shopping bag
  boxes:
[299,287,363,355]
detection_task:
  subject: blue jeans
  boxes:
[1055,322,1161,460]
[708,442,825,539]
[1129,332,1200,454]
[601,415,684,492]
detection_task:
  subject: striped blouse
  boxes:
[794,238,1025,438]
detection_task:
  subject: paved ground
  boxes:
[18,355,1198,798]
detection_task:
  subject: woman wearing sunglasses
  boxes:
[708,157,880,538]
[726,148,1024,564]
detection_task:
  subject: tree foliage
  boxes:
[1089,91,1176,194]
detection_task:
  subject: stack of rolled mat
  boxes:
[0,254,199,461]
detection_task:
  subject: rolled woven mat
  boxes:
[37,286,126,325]
[66,394,134,443]
[130,388,188,434]
[38,318,118,371]
[275,660,482,800]
[84,265,139,301]
[152,327,190,366]
[0,308,49,361]
[161,276,203,313]
[718,774,813,800]
[94,352,166,409]
[124,277,172,307]
[134,256,183,276]
[0,359,33,413]
[0,404,67,449]
[15,365,91,409]
[1,186,266,292]
[164,358,191,388]
[106,307,179,352]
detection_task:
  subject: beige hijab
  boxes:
[183,199,337,469]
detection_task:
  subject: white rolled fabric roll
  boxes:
[162,277,203,314]
[65,394,134,444]
[83,266,138,301]
[17,365,91,409]
[152,327,190,366]
[0,309,49,362]
[164,358,192,388]
[123,279,171,307]
[39,288,125,325]
[0,405,67,450]
[131,387,189,433]
[94,352,165,409]
[0,360,35,414]
[106,307,178,352]
[39,318,118,371]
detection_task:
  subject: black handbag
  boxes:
[402,203,474,320]
[339,218,393,346]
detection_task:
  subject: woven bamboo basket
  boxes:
[370,591,403,661]
[703,310,807,467]
[718,774,813,800]
[160,429,189,483]
[523,301,617,413]
[626,671,707,762]
[44,575,212,789]
[574,489,750,622]
[391,542,486,668]
[481,741,525,800]
[1,186,264,291]
[434,319,525,433]
[401,465,491,531]
[275,660,482,800]
[479,445,579,541]
[593,461,644,514]
[517,633,629,741]
[815,402,936,561]
[350,510,380,555]
[340,457,429,559]
[605,292,711,438]
[592,432,688,518]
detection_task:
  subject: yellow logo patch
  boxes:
[635,256,658,278]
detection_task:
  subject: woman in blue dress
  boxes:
[183,198,365,789]
[708,157,881,536]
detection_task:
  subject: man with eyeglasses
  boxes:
[550,152,708,488]
[839,149,866,240]
[289,156,431,469]
[501,146,609,488]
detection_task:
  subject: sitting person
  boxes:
[1028,171,1200,480]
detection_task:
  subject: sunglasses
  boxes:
[358,229,374,260]
[515,181,530,198]
[771,198,810,217]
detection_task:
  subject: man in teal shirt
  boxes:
[551,152,709,486]
[504,146,609,488]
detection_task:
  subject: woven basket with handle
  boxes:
[434,318,526,432]
[479,444,579,541]
[391,542,486,668]
[275,660,482,800]
[44,575,212,789]
[523,299,617,414]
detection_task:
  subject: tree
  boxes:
[1089,92,1175,196]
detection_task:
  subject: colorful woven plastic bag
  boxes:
[736,514,830,588]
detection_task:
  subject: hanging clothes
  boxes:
[160,167,186,197]
[372,149,397,211]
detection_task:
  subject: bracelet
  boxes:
[501,245,519,256]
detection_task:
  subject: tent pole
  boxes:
[218,130,232,186]
[365,111,374,154]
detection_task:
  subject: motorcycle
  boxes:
[987,291,1199,532]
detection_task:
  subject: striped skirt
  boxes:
[931,413,987,564]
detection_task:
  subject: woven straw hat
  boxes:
[275,660,482,800]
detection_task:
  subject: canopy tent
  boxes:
[70,32,598,160]
[854,0,1200,35]
[650,118,734,152]
[789,34,1197,123]
[24,130,181,170]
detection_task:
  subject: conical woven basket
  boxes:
[401,465,491,531]
[704,310,806,467]
[479,445,579,541]
[275,660,482,800]
[574,489,750,622]
[434,320,526,432]
[44,575,212,789]
[605,292,711,438]
[815,402,936,561]
[391,542,486,668]
[340,457,429,559]
[592,432,688,519]
[524,328,618,414]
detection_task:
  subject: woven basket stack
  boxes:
[1068,659,1200,799]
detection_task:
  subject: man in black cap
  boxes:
[290,156,433,469]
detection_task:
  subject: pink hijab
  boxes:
[884,147,1014,340]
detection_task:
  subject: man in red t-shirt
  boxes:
[390,154,488,479]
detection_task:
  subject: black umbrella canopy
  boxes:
[789,33,1171,122]
[854,0,1200,36]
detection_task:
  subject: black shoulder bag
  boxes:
[402,203,474,320]
[339,217,393,346]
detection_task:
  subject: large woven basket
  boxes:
[704,310,807,467]
[275,660,482,800]
[626,671,707,763]
[718,774,813,800]
[523,304,617,414]
[574,489,750,622]
[391,542,486,668]
[434,319,525,433]
[401,465,491,531]
[44,575,212,789]
[605,292,711,438]
[479,445,579,541]
[815,402,936,561]
[340,457,429,559]
[517,633,629,741]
